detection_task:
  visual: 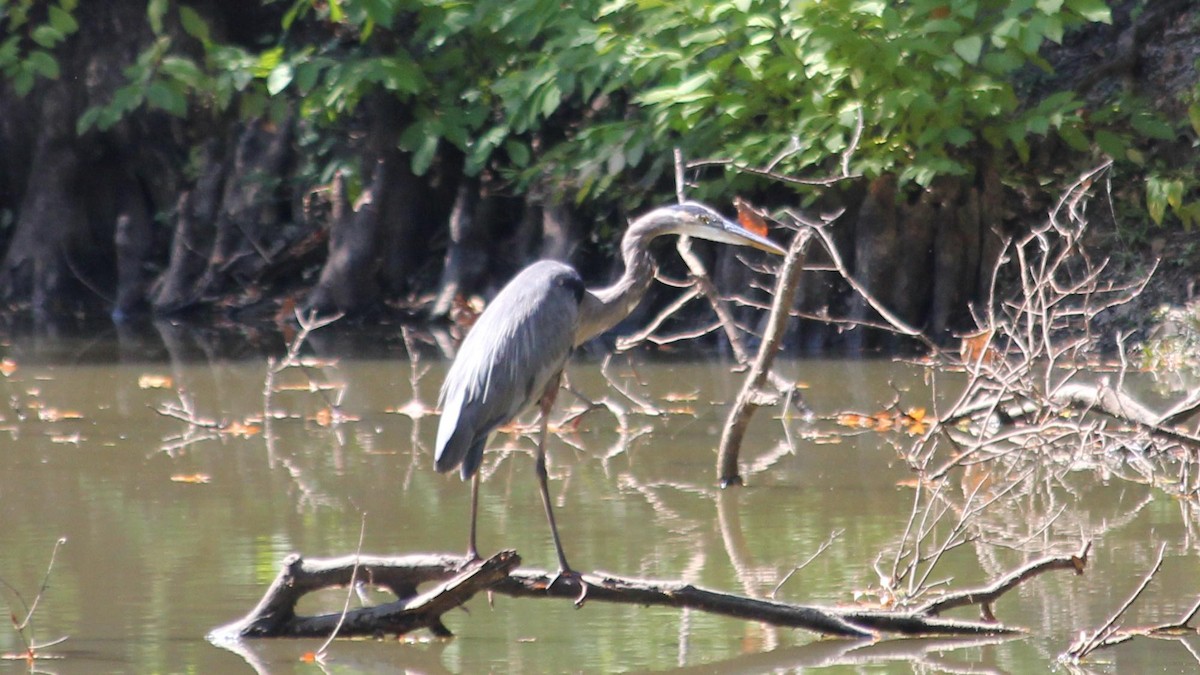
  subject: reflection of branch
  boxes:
[918,540,1090,621]
[1063,543,1167,662]
[772,529,844,600]
[0,537,69,660]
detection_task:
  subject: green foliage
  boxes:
[49,0,1197,224]
[601,0,1113,189]
[0,0,79,96]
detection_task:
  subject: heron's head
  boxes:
[645,202,786,255]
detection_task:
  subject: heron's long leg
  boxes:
[536,372,573,573]
[467,472,481,561]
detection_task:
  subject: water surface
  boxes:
[0,323,1197,673]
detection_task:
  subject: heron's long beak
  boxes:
[691,215,787,255]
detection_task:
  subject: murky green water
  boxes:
[0,323,1197,673]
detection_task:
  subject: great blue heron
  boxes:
[434,201,785,589]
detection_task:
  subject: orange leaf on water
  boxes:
[138,374,174,389]
[0,358,17,377]
[222,421,261,438]
[836,412,871,428]
[170,473,211,484]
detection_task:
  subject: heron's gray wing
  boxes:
[435,261,584,479]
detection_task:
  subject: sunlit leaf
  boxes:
[49,433,83,445]
[38,408,83,422]
[386,400,435,419]
[952,35,982,65]
[170,473,211,484]
[222,421,261,438]
[266,63,293,95]
[138,373,174,389]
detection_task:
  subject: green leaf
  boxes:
[31,25,64,49]
[27,50,59,79]
[952,35,983,65]
[1065,0,1112,23]
[147,80,187,116]
[1058,123,1090,151]
[412,133,441,175]
[266,63,293,95]
[1130,112,1176,141]
[1094,129,1125,158]
[179,5,211,43]
[1166,179,1185,211]
[48,5,78,34]
[466,126,507,175]
[1189,104,1200,136]
[504,139,530,167]
[1146,176,1168,225]
[75,106,102,135]
[13,68,34,96]
[160,56,204,89]
[147,0,168,35]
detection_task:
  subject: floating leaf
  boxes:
[138,374,174,389]
[222,421,261,438]
[0,358,16,376]
[170,473,211,484]
[38,408,83,422]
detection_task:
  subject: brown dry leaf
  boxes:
[275,381,320,392]
[733,196,771,238]
[38,408,83,422]
[297,356,339,368]
[170,473,211,484]
[836,413,872,429]
[312,407,333,427]
[138,374,174,389]
[0,358,16,377]
[49,433,83,445]
[222,421,261,438]
[871,412,895,432]
[958,328,996,365]
[905,407,926,423]
[309,408,358,427]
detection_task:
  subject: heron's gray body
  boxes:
[429,201,784,577]
[435,260,584,479]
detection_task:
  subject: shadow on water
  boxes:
[0,318,1198,672]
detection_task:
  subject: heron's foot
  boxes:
[549,567,589,607]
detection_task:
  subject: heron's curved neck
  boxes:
[574,222,661,345]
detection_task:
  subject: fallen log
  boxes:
[213,549,1036,641]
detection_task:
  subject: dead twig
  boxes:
[1062,542,1167,662]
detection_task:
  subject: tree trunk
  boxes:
[303,163,388,316]
[430,177,492,319]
